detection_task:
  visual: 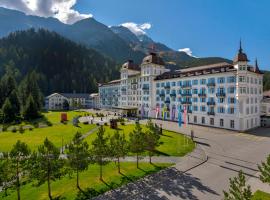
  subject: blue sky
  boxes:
[74,0,269,70]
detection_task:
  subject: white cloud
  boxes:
[0,0,92,24]
[178,48,198,58]
[121,22,152,36]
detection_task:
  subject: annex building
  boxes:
[99,44,263,131]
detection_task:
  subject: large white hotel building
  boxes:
[99,44,263,131]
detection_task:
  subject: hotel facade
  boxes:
[99,44,263,131]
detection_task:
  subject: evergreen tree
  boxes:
[2,98,15,123]
[9,90,21,118]
[129,122,146,168]
[0,153,13,197]
[145,120,161,164]
[10,141,31,200]
[68,132,90,191]
[29,138,64,200]
[23,94,39,120]
[258,154,270,184]
[91,126,109,180]
[110,130,128,173]
[223,170,252,200]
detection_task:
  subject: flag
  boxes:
[156,106,159,119]
[178,105,182,127]
[183,105,187,127]
[141,105,144,118]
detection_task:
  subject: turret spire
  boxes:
[239,39,243,53]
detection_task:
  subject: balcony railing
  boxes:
[159,93,165,97]
[207,111,215,116]
[207,82,216,87]
[164,85,171,89]
[207,101,216,106]
[181,93,192,97]
[165,100,170,104]
[198,93,207,97]
[216,92,226,97]
[142,87,149,90]
[170,93,176,97]
[181,101,192,105]
[181,84,192,89]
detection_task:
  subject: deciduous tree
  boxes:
[145,120,160,164]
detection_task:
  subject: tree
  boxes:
[223,170,252,200]
[2,98,15,123]
[23,94,39,120]
[145,120,161,164]
[91,126,109,180]
[110,130,128,173]
[0,153,13,197]
[30,138,64,200]
[129,122,146,168]
[68,132,90,191]
[10,141,31,200]
[9,90,21,118]
[258,154,270,184]
[63,99,69,111]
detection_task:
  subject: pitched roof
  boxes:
[46,93,90,99]
[122,60,140,71]
[233,41,249,63]
[142,52,165,66]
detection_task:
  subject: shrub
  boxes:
[47,121,53,126]
[96,123,100,126]
[83,121,89,125]
[29,127,33,131]
[2,125,8,132]
[11,127,17,133]
[19,125,24,134]
[120,122,125,126]
[104,122,108,126]
[33,122,39,128]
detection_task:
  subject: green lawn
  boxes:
[1,162,171,200]
[43,110,90,124]
[252,190,270,200]
[85,124,195,157]
[0,111,95,152]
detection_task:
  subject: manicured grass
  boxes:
[0,111,95,152]
[252,190,270,200]
[43,110,90,124]
[85,124,195,157]
[1,162,172,200]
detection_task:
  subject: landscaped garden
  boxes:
[0,111,95,152]
[0,119,195,200]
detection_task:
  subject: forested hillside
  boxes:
[0,29,120,95]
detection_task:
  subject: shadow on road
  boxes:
[94,167,219,200]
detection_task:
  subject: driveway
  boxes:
[95,119,270,200]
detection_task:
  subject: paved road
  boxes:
[95,119,270,200]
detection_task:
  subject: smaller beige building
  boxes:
[261,91,270,127]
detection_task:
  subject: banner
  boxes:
[178,105,182,127]
[156,106,159,119]
[183,105,187,127]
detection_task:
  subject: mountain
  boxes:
[0,29,120,95]
[0,7,230,68]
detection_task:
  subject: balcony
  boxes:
[207,101,216,106]
[142,86,149,91]
[164,85,171,89]
[170,93,176,97]
[181,101,192,105]
[198,93,207,97]
[181,84,192,89]
[207,111,215,116]
[182,93,192,97]
[216,92,226,97]
[159,93,165,97]
[121,87,126,91]
[165,100,170,104]
[207,82,216,87]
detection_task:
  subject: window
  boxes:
[202,117,205,124]
[228,87,235,94]
[193,88,198,94]
[194,116,197,123]
[171,82,176,87]
[192,80,198,85]
[227,76,236,83]
[193,105,198,111]
[228,97,235,104]
[220,119,224,127]
[193,97,198,102]
[200,79,206,84]
[218,98,225,103]
[230,120,235,129]
[201,106,206,112]
[156,83,160,88]
[201,98,206,103]
[218,77,225,83]
[228,107,235,114]
[210,118,214,125]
